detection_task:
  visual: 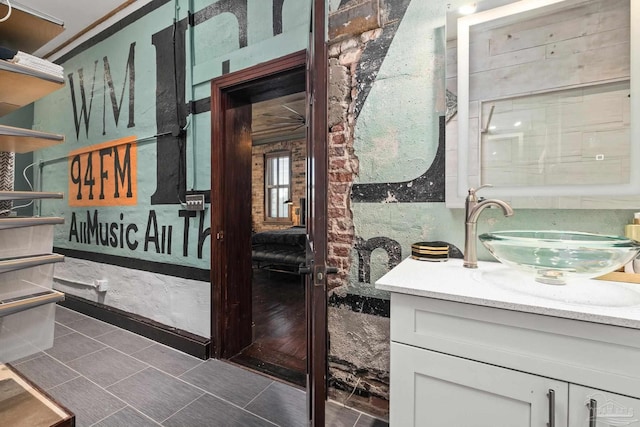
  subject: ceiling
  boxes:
[8,0,145,59]
[252,92,306,145]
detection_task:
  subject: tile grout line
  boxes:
[59,346,106,365]
[158,391,207,424]
[126,342,205,377]
[143,373,281,427]
[50,309,285,425]
[40,370,82,392]
[54,323,75,339]
[109,405,164,426]
[43,352,132,410]
[327,398,389,426]
[106,365,154,389]
[58,306,164,353]
[64,321,118,340]
[58,306,205,375]
[243,380,275,409]
[64,320,117,339]
[10,352,45,367]
[88,405,133,427]
[125,353,204,383]
[52,307,316,426]
[178,358,207,377]
[124,341,156,354]
[46,322,159,391]
[353,412,363,427]
[92,324,157,352]
[54,321,180,382]
[91,335,157,364]
[158,370,265,412]
[95,337,305,426]
[144,366,281,425]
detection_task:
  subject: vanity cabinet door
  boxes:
[569,384,640,427]
[391,342,568,427]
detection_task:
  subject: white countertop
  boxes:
[375,257,640,329]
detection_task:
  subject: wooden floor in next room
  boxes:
[231,268,307,386]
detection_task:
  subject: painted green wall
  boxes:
[348,0,638,298]
[31,0,311,270]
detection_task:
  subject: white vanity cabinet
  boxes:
[392,339,640,426]
[392,342,568,426]
[377,258,640,427]
[568,385,640,427]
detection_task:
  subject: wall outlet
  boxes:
[185,194,205,211]
[95,279,109,292]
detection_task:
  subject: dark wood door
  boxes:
[306,0,329,424]
[221,102,253,357]
[210,49,327,425]
[211,52,309,359]
[211,97,253,358]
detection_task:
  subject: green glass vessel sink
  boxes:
[478,231,640,285]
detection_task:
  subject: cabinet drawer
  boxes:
[391,293,640,399]
[0,264,57,298]
[391,342,568,427]
[0,302,57,363]
[0,220,62,259]
[569,384,640,427]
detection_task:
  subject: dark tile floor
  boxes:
[10,305,388,427]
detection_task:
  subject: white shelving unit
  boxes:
[0,3,66,364]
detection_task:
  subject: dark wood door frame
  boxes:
[211,50,308,360]
[306,0,330,425]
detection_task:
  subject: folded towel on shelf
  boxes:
[11,51,63,79]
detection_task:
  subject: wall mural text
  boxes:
[68,209,210,259]
[68,42,136,140]
[68,136,137,206]
[57,0,298,269]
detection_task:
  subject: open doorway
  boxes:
[210,51,309,387]
[229,91,308,386]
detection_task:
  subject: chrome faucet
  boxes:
[463,185,514,268]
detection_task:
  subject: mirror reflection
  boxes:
[446,0,637,208]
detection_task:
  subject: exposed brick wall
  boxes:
[327,121,357,291]
[327,28,389,416]
[251,139,306,233]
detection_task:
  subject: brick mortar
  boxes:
[327,28,388,417]
[327,29,381,290]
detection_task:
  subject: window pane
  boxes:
[279,157,290,185]
[269,188,278,217]
[264,152,292,219]
[269,158,278,185]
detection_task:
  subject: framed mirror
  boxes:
[446,0,638,208]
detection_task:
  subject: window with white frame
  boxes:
[265,151,291,220]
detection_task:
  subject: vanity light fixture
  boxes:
[458,2,477,15]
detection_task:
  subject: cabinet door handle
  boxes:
[547,389,555,427]
[587,399,597,427]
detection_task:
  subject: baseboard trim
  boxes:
[59,295,211,360]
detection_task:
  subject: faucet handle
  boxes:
[468,184,493,196]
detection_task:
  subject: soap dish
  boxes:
[411,241,449,262]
